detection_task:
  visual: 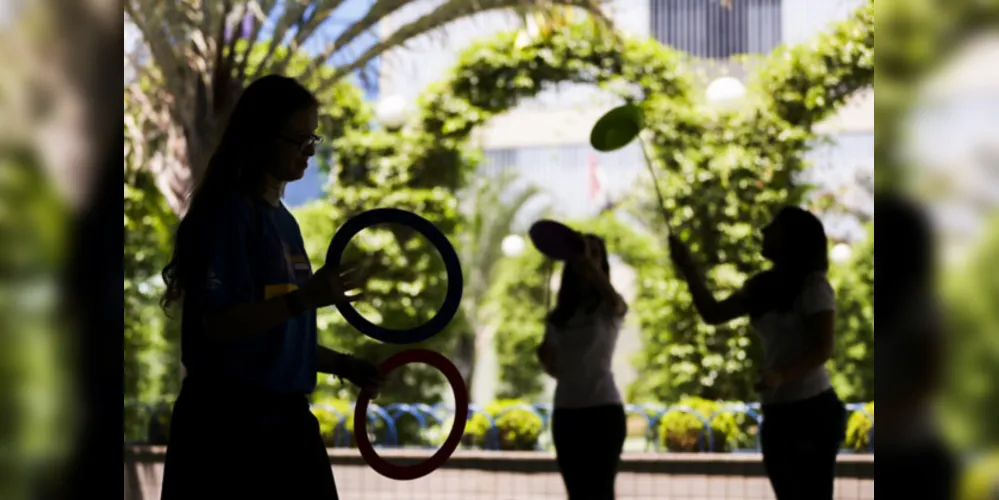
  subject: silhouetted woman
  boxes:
[159,75,382,500]
[876,195,955,500]
[669,206,847,500]
[537,233,628,500]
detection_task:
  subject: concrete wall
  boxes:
[124,445,874,500]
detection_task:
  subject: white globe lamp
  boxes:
[376,94,408,129]
[501,234,526,258]
[706,76,747,110]
[830,243,853,264]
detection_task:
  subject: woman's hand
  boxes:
[339,355,384,396]
[301,263,367,309]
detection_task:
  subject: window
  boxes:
[649,0,782,59]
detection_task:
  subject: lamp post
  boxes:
[376,94,408,129]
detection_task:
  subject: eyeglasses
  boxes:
[277,133,323,152]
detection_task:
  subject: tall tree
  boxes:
[124,0,610,214]
[457,169,546,392]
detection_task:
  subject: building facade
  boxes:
[376,0,873,238]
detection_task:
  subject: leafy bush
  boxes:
[828,224,874,403]
[656,397,753,452]
[146,401,174,445]
[844,401,874,452]
[311,397,354,448]
[464,399,544,451]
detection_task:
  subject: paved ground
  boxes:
[333,465,874,500]
[126,461,874,500]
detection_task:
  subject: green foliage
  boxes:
[844,401,874,452]
[310,396,354,447]
[632,2,874,404]
[828,224,874,402]
[464,399,544,450]
[124,85,182,434]
[123,169,179,413]
[486,247,551,399]
[874,0,999,188]
[456,170,546,388]
[656,397,753,452]
[0,155,70,499]
[941,216,999,448]
[871,0,999,448]
[418,9,874,403]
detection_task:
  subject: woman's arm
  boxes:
[316,344,350,375]
[668,236,748,325]
[204,263,362,343]
[203,289,311,343]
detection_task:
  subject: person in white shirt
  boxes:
[875,195,955,500]
[536,233,628,500]
[668,206,847,500]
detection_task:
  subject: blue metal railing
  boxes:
[123,399,874,453]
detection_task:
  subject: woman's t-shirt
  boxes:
[740,272,836,405]
[181,195,317,394]
[544,309,623,409]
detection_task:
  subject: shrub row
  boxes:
[127,397,875,453]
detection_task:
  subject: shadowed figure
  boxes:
[875,194,956,500]
[536,232,628,500]
[158,75,383,500]
[669,206,847,500]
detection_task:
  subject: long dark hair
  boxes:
[160,75,319,311]
[875,194,932,325]
[744,206,830,318]
[548,234,617,328]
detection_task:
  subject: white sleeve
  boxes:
[798,275,836,315]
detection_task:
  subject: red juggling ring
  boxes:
[353,349,469,481]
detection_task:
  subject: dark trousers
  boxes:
[879,440,957,500]
[161,378,337,500]
[552,404,627,500]
[760,389,846,500]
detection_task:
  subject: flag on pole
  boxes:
[588,152,606,203]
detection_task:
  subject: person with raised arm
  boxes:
[536,232,628,500]
[668,206,847,500]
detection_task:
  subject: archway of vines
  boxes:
[300,1,874,406]
[394,20,699,401]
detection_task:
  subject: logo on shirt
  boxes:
[289,254,311,272]
[206,271,223,290]
[264,283,299,299]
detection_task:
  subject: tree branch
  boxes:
[236,0,276,82]
[270,0,350,77]
[310,0,611,87]
[250,0,312,80]
[125,0,189,117]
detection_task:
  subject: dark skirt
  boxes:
[760,389,847,500]
[552,404,627,500]
[160,378,338,500]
